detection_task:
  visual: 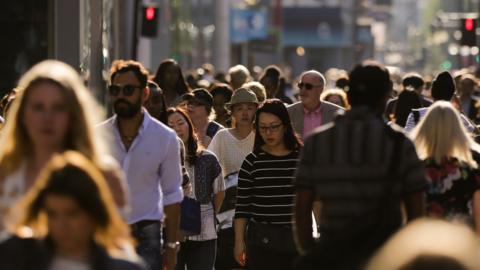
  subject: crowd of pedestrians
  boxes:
[1,57,480,270]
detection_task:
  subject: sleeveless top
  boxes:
[0,163,27,227]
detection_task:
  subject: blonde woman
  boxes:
[0,151,143,270]
[411,101,480,234]
[0,60,127,227]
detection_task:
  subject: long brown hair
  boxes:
[166,107,201,165]
[6,151,133,254]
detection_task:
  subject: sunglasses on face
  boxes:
[297,82,322,90]
[108,84,142,96]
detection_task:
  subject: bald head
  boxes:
[298,70,326,111]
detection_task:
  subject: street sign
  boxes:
[230,9,268,43]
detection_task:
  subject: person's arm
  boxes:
[233,218,248,267]
[214,191,225,214]
[101,159,129,209]
[233,155,254,267]
[210,152,225,214]
[293,188,315,255]
[160,134,184,270]
[473,191,480,236]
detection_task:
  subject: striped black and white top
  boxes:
[234,149,300,225]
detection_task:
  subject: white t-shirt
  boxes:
[207,129,254,229]
[207,129,255,177]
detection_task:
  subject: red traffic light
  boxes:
[146,7,156,21]
[465,18,474,31]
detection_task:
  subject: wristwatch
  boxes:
[165,241,180,251]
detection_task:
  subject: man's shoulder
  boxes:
[287,101,302,111]
[321,100,345,112]
[98,116,116,128]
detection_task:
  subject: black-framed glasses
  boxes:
[297,82,322,90]
[108,84,142,96]
[259,123,283,133]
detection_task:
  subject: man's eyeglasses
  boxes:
[297,82,322,90]
[108,84,142,96]
[259,123,283,133]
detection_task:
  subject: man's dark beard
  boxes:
[114,98,142,118]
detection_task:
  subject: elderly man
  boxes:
[287,70,344,139]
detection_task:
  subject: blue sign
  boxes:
[230,9,268,43]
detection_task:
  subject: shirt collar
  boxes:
[112,108,151,137]
[303,103,322,115]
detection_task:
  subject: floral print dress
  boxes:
[424,157,480,220]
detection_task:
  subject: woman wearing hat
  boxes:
[207,87,259,270]
[181,88,224,147]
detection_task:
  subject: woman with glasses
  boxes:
[233,99,302,270]
[0,60,127,228]
[0,151,143,270]
[167,107,225,270]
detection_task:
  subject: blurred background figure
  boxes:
[411,101,480,231]
[167,108,225,270]
[228,65,251,90]
[153,59,191,106]
[385,73,431,121]
[390,89,422,128]
[259,65,295,104]
[210,83,233,128]
[366,219,480,270]
[405,71,476,134]
[0,60,127,229]
[0,151,144,270]
[320,88,350,109]
[181,88,224,147]
[243,81,267,104]
[457,74,480,124]
[144,80,168,123]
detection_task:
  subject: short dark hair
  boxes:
[109,60,149,88]
[347,60,392,108]
[253,99,302,151]
[431,71,455,101]
[210,83,233,102]
[402,73,424,89]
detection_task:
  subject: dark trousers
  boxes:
[246,242,297,270]
[215,227,243,270]
[131,220,162,270]
[176,239,216,270]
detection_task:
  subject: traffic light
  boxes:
[460,18,477,46]
[141,6,159,37]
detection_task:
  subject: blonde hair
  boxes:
[228,65,251,90]
[0,60,108,177]
[6,151,133,255]
[366,218,480,270]
[243,81,267,103]
[320,88,350,109]
[411,101,478,167]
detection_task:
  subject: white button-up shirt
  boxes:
[100,110,183,224]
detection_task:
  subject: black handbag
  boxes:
[180,196,201,236]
